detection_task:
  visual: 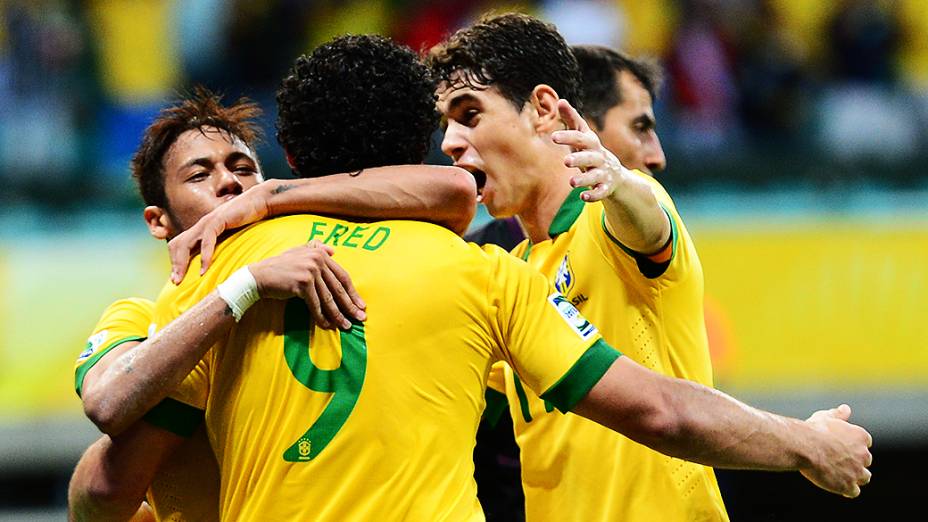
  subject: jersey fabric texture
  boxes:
[75,298,220,522]
[497,174,729,522]
[151,214,620,522]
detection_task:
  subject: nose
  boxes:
[644,131,666,173]
[215,166,244,198]
[441,121,466,162]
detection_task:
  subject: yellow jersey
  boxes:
[500,176,728,522]
[152,214,619,521]
[75,298,220,522]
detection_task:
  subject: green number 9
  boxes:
[282,298,367,462]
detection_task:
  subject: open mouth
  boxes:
[459,166,487,197]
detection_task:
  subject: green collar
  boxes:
[547,186,587,237]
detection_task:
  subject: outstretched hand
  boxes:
[551,99,631,203]
[800,404,873,498]
[248,242,366,330]
[169,187,271,284]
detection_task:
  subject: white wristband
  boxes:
[217,267,260,322]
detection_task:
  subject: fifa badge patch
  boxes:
[554,254,575,295]
[79,330,108,361]
[548,293,597,340]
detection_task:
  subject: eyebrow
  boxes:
[634,114,656,129]
[180,151,255,171]
[445,92,480,114]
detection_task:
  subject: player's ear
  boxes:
[144,206,173,240]
[529,84,561,133]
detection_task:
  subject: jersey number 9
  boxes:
[281,298,368,462]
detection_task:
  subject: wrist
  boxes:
[217,267,260,321]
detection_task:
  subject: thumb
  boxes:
[832,404,852,421]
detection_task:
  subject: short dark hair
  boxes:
[131,87,262,208]
[276,34,439,178]
[427,12,581,112]
[571,45,663,129]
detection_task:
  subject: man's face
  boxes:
[161,126,263,234]
[593,70,666,175]
[438,82,543,218]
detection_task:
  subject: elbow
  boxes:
[444,167,478,235]
[83,395,126,437]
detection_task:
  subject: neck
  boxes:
[517,163,575,244]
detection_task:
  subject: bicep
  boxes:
[571,356,675,444]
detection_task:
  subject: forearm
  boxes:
[264,165,477,235]
[576,357,814,472]
[83,292,233,435]
[601,172,670,254]
[69,438,148,521]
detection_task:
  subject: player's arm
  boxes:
[169,165,478,281]
[572,356,873,498]
[553,99,670,254]
[83,243,361,436]
[68,423,183,521]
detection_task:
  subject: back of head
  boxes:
[571,45,663,129]
[427,12,581,111]
[276,34,439,179]
[131,87,262,209]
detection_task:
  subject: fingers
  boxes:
[303,283,332,330]
[557,99,590,134]
[199,220,224,275]
[552,129,599,152]
[324,256,366,317]
[844,484,861,499]
[308,240,335,256]
[313,272,348,330]
[570,168,613,202]
[169,237,195,285]
[565,150,605,171]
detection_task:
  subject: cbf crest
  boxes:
[554,254,575,295]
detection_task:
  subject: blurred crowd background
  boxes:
[2,0,928,209]
[1,0,926,519]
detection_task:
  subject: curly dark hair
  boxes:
[572,45,664,129]
[427,12,581,112]
[131,87,262,208]
[276,34,439,178]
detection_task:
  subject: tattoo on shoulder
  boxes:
[271,183,296,195]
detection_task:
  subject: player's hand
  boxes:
[799,404,873,498]
[551,99,632,203]
[168,185,272,284]
[248,242,366,330]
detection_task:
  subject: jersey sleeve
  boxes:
[74,298,154,397]
[588,172,697,285]
[486,249,621,413]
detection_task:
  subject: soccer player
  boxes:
[68,90,477,520]
[85,34,869,521]
[428,14,818,521]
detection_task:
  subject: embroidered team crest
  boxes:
[548,293,597,340]
[78,330,109,361]
[554,254,575,295]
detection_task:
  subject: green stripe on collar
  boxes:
[548,186,588,237]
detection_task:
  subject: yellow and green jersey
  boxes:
[497,173,728,522]
[152,214,619,521]
[75,298,219,522]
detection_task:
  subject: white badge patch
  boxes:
[548,292,597,340]
[78,330,109,361]
[147,323,158,337]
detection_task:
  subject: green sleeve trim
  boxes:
[600,204,678,279]
[74,336,145,398]
[482,388,509,428]
[142,397,205,438]
[540,339,621,413]
[512,375,533,423]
